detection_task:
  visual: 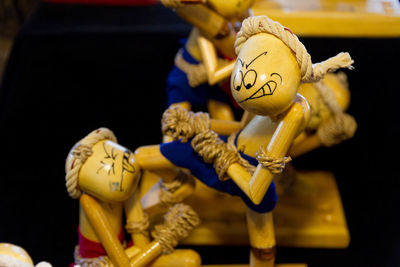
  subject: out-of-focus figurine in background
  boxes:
[0,243,51,267]
[65,128,201,267]
[160,0,255,123]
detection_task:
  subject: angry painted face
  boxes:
[231,33,301,116]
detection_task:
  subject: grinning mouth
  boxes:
[238,81,277,103]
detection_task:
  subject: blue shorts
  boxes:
[166,46,231,107]
[160,134,278,213]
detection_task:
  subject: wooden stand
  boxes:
[140,170,349,248]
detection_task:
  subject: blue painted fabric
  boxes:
[166,44,231,107]
[160,134,278,213]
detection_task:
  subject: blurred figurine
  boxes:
[0,243,51,267]
[161,0,255,122]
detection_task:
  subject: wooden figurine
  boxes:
[0,243,51,267]
[156,15,354,266]
[65,128,201,267]
[161,0,255,122]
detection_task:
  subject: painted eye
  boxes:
[243,70,257,89]
[232,70,243,91]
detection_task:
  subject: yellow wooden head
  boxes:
[0,243,34,267]
[232,16,353,117]
[299,73,350,131]
[65,128,141,202]
[231,32,301,116]
[207,0,254,20]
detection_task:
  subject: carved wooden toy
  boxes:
[153,15,353,266]
[0,243,51,267]
[65,128,200,267]
[161,0,255,122]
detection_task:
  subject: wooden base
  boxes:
[140,170,350,248]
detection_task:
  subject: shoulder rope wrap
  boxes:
[235,16,354,83]
[65,128,117,199]
[162,106,291,179]
[175,49,208,87]
[125,213,150,238]
[314,79,357,146]
[73,246,112,267]
[151,203,200,254]
[175,49,232,87]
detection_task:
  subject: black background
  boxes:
[0,2,399,266]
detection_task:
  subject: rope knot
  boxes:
[162,106,210,143]
[256,147,291,174]
[317,113,357,147]
[152,204,200,254]
[159,171,195,206]
[125,213,150,237]
[308,52,354,83]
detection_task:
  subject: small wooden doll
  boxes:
[161,0,255,121]
[158,15,354,266]
[65,128,200,267]
[0,243,51,267]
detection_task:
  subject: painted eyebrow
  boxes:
[271,72,282,84]
[245,51,268,69]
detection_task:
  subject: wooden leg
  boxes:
[246,209,276,267]
[80,194,130,267]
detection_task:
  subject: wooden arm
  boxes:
[227,101,306,204]
[197,34,235,85]
[288,132,321,158]
[124,192,150,249]
[210,118,242,135]
[176,4,228,38]
[80,194,131,267]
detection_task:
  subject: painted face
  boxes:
[231,33,301,116]
[78,140,140,202]
[207,0,255,20]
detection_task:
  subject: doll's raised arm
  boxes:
[197,34,235,85]
[227,97,308,204]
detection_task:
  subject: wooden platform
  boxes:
[253,0,400,37]
[140,170,350,248]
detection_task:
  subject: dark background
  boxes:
[0,2,399,266]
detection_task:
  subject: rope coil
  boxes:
[159,170,195,206]
[162,106,290,179]
[175,49,207,87]
[125,213,150,237]
[151,203,200,254]
[256,147,291,174]
[314,80,357,146]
